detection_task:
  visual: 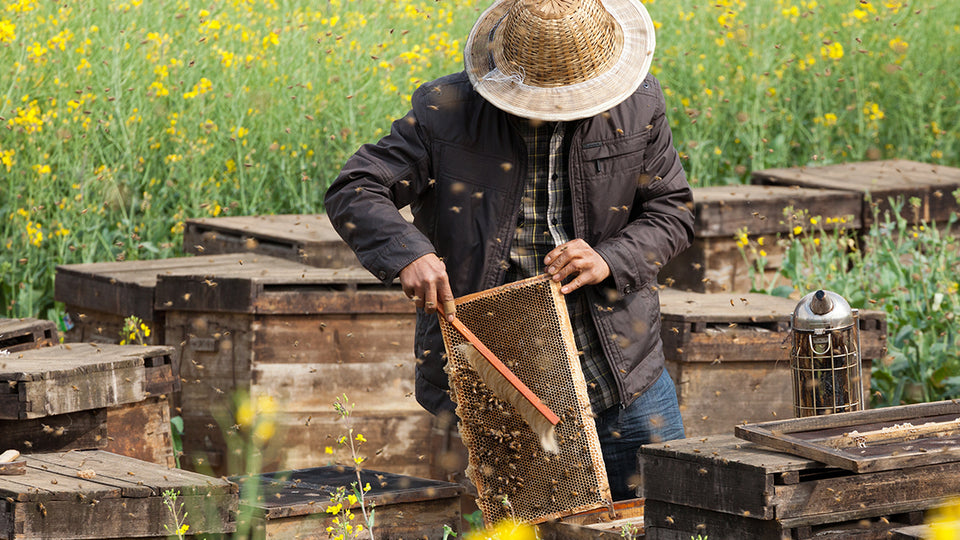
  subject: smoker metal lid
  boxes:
[792,289,855,331]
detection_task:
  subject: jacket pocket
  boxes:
[580,131,649,177]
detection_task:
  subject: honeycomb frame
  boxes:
[439,274,611,525]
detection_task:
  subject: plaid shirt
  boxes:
[504,119,620,414]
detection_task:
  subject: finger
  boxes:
[438,279,456,321]
[422,282,439,314]
[560,275,583,294]
[544,243,572,267]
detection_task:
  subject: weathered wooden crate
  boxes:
[182,214,360,268]
[0,318,57,353]
[0,343,179,467]
[153,256,433,478]
[182,210,413,268]
[752,159,960,227]
[0,450,237,539]
[658,289,886,437]
[231,466,462,539]
[55,254,275,344]
[659,184,862,293]
[640,434,960,540]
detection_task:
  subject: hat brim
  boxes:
[464,0,656,122]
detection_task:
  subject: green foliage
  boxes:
[752,195,960,406]
[2,0,959,320]
[161,489,190,539]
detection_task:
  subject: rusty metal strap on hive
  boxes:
[439,275,611,525]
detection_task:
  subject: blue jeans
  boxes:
[594,368,685,500]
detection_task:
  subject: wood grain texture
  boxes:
[752,159,960,226]
[1,450,236,539]
[182,213,361,268]
[233,465,461,540]
[690,185,862,237]
[735,401,960,473]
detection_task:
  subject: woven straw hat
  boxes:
[464,0,656,121]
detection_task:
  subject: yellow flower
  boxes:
[821,41,844,60]
[236,400,255,427]
[325,446,334,454]
[325,503,342,515]
[0,19,15,43]
[347,494,358,505]
[889,37,909,54]
[355,433,366,443]
[928,498,960,540]
[793,225,803,236]
[465,520,537,540]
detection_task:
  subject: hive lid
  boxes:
[691,184,862,237]
[232,467,462,519]
[153,255,410,314]
[0,343,174,419]
[54,254,283,320]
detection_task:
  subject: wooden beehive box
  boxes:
[152,255,432,478]
[231,466,463,539]
[658,289,886,436]
[0,343,179,467]
[0,318,58,353]
[182,214,361,268]
[752,159,960,227]
[640,432,960,540]
[55,254,277,345]
[659,185,862,293]
[0,450,237,539]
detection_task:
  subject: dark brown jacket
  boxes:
[325,71,694,415]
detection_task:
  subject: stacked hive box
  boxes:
[659,185,862,293]
[0,343,179,467]
[0,318,57,353]
[152,255,431,478]
[231,466,463,539]
[0,450,237,539]
[641,433,960,539]
[658,288,887,437]
[55,254,264,345]
[752,159,960,229]
[182,214,361,268]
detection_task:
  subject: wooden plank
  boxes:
[773,460,960,523]
[752,160,960,226]
[660,289,797,324]
[104,396,175,468]
[691,185,862,237]
[0,462,25,476]
[641,442,777,519]
[155,263,407,315]
[55,254,287,321]
[264,410,436,478]
[250,315,414,365]
[0,409,108,452]
[0,318,57,353]
[1,450,237,538]
[233,465,462,540]
[644,498,923,540]
[735,400,960,473]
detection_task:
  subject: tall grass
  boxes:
[1,0,958,323]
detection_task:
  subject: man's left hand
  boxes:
[544,239,610,294]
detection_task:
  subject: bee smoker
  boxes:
[791,290,864,417]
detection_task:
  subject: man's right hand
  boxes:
[399,253,456,322]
